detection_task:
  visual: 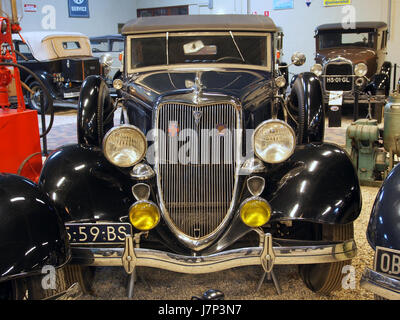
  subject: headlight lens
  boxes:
[103,125,147,167]
[253,120,296,164]
[129,201,160,231]
[310,64,323,76]
[354,63,368,77]
[240,198,272,228]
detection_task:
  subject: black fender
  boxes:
[0,174,70,282]
[24,71,58,99]
[365,62,392,96]
[39,144,135,222]
[205,143,361,254]
[77,75,114,147]
[288,72,325,144]
[367,164,400,251]
[266,143,361,224]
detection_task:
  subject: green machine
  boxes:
[346,93,400,186]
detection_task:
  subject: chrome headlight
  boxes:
[100,54,114,67]
[103,125,147,168]
[354,63,368,77]
[253,120,296,164]
[310,64,323,77]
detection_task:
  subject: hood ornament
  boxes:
[193,71,204,105]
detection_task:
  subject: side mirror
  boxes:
[291,52,306,67]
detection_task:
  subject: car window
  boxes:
[62,41,81,50]
[130,32,270,70]
[15,42,34,60]
[111,40,124,52]
[91,40,109,52]
[319,30,376,49]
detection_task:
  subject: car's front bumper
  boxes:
[360,268,400,300]
[70,233,357,275]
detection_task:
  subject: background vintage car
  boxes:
[313,22,392,123]
[90,34,124,83]
[29,15,362,298]
[361,161,400,299]
[13,31,104,113]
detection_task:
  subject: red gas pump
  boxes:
[0,0,52,182]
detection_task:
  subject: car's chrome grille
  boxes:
[324,62,353,92]
[157,103,238,239]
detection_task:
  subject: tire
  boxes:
[25,81,49,114]
[298,223,354,295]
[1,265,93,300]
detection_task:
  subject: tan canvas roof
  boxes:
[122,14,277,35]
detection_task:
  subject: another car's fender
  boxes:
[0,174,70,283]
[366,61,392,96]
[77,75,114,147]
[23,71,58,99]
[367,164,400,251]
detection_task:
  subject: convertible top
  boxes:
[13,31,93,61]
[122,14,277,35]
[316,21,387,32]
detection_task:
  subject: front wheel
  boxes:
[298,223,354,295]
[25,81,50,114]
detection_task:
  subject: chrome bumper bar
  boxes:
[323,93,386,105]
[360,268,400,300]
[71,234,357,275]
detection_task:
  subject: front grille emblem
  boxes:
[193,110,203,125]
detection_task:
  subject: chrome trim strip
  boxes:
[154,101,243,251]
[360,268,400,300]
[70,239,357,274]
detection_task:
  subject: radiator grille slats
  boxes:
[157,103,237,239]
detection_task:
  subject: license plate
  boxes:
[329,91,343,106]
[66,223,132,244]
[375,246,400,279]
[64,91,80,98]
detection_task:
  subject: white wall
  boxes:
[137,0,399,84]
[17,0,137,36]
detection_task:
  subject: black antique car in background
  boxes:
[13,31,108,113]
[1,15,361,298]
[313,22,392,124]
[361,163,400,299]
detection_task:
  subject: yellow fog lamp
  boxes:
[129,201,160,231]
[240,198,272,228]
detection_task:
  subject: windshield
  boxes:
[129,32,270,70]
[318,30,376,49]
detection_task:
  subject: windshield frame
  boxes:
[316,29,378,51]
[126,31,272,74]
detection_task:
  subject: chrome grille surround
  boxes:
[154,100,242,251]
[322,57,354,92]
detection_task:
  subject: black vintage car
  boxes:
[13,31,108,113]
[2,15,361,298]
[361,160,400,299]
[313,22,392,124]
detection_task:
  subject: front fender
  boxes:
[267,143,361,224]
[26,71,58,99]
[0,174,70,282]
[367,164,400,251]
[39,144,135,222]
